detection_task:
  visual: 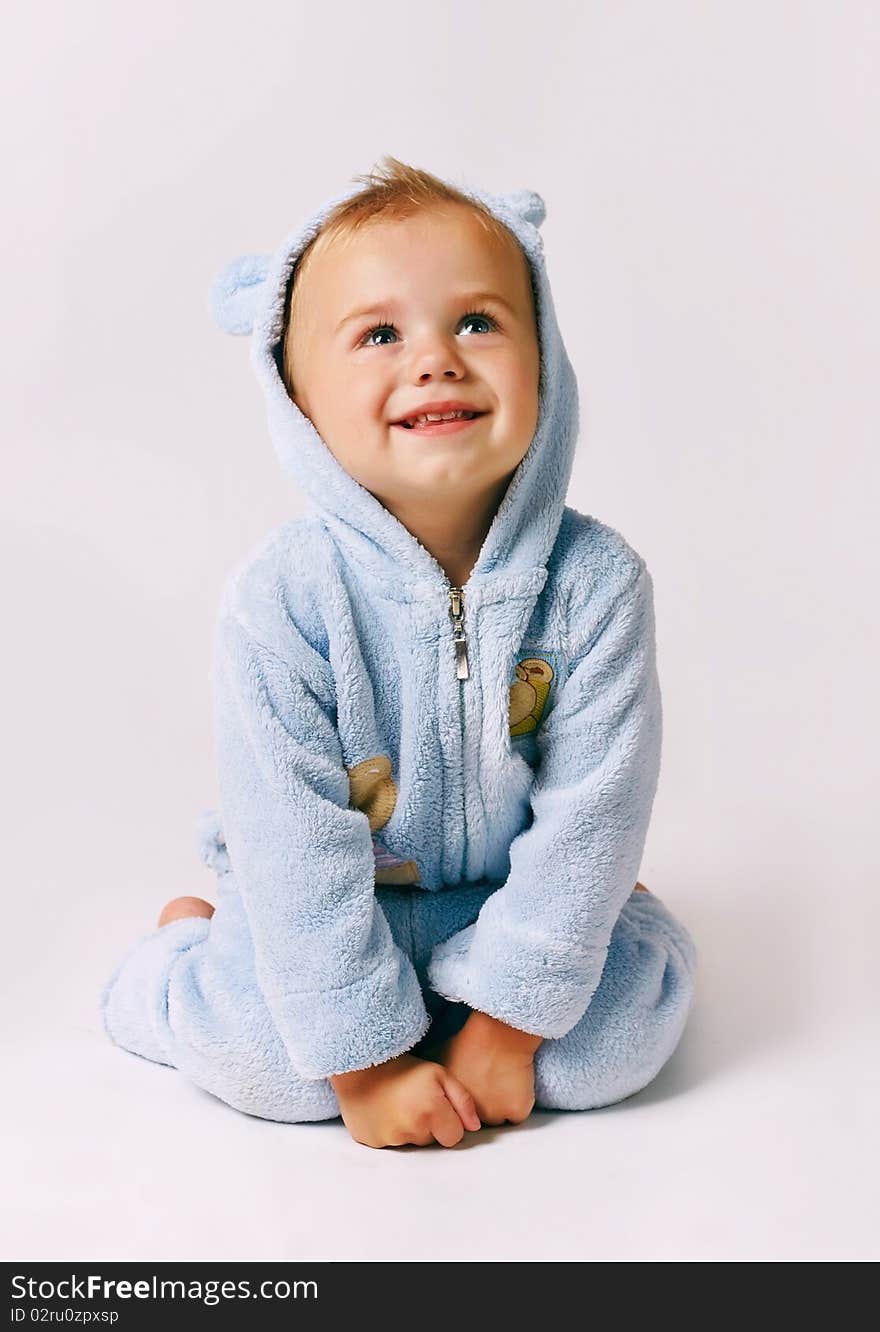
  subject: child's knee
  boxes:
[533,895,697,1111]
[159,939,340,1124]
[186,1065,340,1124]
[101,917,211,1066]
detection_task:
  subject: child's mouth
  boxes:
[392,411,487,436]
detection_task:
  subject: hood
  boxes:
[208,177,579,593]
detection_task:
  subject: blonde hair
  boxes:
[280,155,529,397]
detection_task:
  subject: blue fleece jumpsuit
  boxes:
[100,180,697,1124]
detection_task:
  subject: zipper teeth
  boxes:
[449,586,469,882]
[458,673,467,882]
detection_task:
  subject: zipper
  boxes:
[448,586,469,679]
[448,585,469,882]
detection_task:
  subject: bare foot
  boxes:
[158,896,215,928]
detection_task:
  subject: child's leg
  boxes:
[533,888,697,1111]
[100,870,340,1124]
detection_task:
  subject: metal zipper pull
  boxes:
[448,586,469,680]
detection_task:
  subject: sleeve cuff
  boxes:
[426,924,607,1040]
[267,949,432,1080]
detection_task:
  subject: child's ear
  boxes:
[207,252,272,335]
[499,189,546,229]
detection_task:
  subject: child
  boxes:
[100,157,697,1149]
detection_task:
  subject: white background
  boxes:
[3,0,877,1262]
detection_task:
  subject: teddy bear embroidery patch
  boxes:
[345,754,421,885]
[508,651,559,736]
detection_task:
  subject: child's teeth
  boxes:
[407,411,474,426]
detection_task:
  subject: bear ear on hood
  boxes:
[207,252,272,335]
[498,188,546,229]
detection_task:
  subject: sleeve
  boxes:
[426,561,662,1039]
[211,611,431,1079]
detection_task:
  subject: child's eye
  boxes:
[360,321,401,348]
[459,309,498,336]
[358,308,500,348]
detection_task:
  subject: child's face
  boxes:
[287,205,541,512]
